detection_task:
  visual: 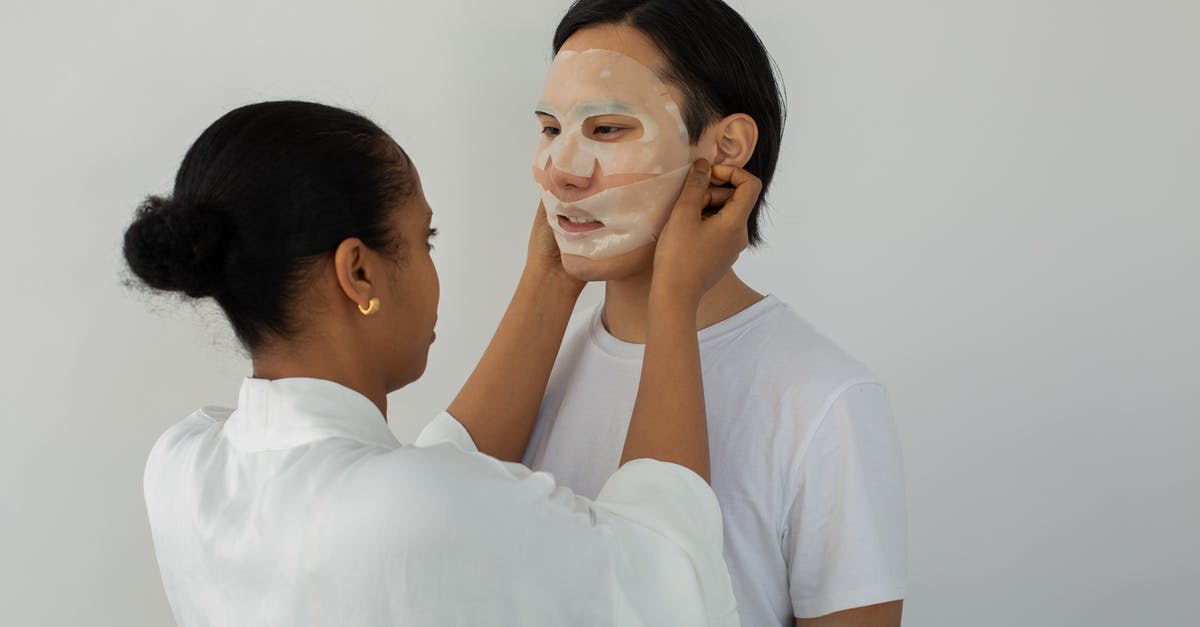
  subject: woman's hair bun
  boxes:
[123,195,230,298]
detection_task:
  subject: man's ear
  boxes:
[333,237,376,313]
[709,113,759,168]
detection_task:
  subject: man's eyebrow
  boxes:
[535,101,636,119]
[571,100,634,117]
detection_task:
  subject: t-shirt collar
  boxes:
[588,294,783,359]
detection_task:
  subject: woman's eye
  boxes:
[427,227,439,251]
[593,125,623,137]
[541,126,561,137]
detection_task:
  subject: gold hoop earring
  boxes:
[358,297,381,316]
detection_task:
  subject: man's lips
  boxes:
[557,213,604,234]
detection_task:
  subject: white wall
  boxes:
[2,1,1196,625]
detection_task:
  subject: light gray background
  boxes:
[2,1,1197,625]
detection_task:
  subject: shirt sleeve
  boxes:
[407,412,740,626]
[784,381,908,618]
[413,411,479,453]
[593,459,741,627]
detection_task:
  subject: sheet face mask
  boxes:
[533,49,693,259]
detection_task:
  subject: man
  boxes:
[522,1,908,625]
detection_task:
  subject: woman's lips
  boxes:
[557,213,604,234]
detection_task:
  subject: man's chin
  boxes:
[560,244,656,282]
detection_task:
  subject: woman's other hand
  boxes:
[526,202,586,294]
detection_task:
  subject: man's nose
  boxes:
[551,160,594,190]
[548,134,597,190]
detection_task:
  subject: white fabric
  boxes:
[144,377,740,627]
[524,296,908,625]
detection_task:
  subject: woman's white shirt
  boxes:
[144,377,739,626]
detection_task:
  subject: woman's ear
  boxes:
[333,238,375,312]
[708,113,759,168]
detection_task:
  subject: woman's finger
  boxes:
[705,187,736,209]
[667,159,713,226]
[710,164,757,186]
[708,165,761,226]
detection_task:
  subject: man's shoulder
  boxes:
[551,296,884,405]
[707,296,880,399]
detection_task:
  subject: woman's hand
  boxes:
[651,159,762,306]
[621,160,759,481]
[525,202,586,295]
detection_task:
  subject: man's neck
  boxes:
[601,269,765,344]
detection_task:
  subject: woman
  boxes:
[125,100,760,626]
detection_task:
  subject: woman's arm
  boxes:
[620,161,762,481]
[446,205,585,462]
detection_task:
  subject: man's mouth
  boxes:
[557,212,604,234]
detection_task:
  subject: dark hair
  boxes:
[123,100,415,352]
[554,0,785,246]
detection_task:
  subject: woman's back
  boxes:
[145,377,736,626]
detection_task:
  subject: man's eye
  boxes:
[541,126,561,137]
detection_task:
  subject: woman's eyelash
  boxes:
[541,126,561,137]
[427,227,439,250]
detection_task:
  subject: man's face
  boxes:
[533,25,702,281]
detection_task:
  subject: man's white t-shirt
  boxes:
[524,295,908,625]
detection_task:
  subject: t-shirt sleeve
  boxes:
[784,381,908,618]
[413,411,479,453]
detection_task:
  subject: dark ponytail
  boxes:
[123,101,415,352]
[124,197,230,298]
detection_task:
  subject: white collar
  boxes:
[221,377,400,452]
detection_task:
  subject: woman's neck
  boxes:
[250,337,391,420]
[601,269,765,344]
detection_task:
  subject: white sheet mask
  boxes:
[533,49,694,259]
